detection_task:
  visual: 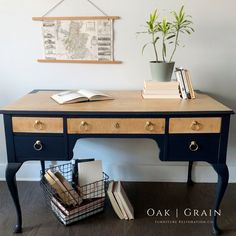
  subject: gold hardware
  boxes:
[189,141,199,152]
[190,120,201,131]
[33,140,43,151]
[80,121,89,131]
[34,120,44,130]
[145,121,155,131]
[114,122,120,129]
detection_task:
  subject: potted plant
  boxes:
[138,6,194,81]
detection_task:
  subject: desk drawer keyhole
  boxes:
[33,140,43,151]
[114,122,120,129]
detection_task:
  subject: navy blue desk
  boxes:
[0,90,234,234]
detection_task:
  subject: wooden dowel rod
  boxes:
[37,59,122,64]
[32,16,120,21]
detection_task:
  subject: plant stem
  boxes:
[152,33,158,62]
[162,35,165,62]
[169,30,179,62]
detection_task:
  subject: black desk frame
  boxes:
[2,107,233,235]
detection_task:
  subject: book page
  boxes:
[52,90,87,104]
[78,89,112,100]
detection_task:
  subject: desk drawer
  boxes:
[14,136,67,161]
[169,117,221,133]
[12,117,63,133]
[167,134,220,162]
[67,118,165,134]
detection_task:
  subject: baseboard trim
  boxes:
[0,162,41,181]
[1,162,236,182]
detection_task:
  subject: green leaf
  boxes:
[154,36,160,44]
[153,9,157,20]
[185,29,191,34]
[142,43,150,54]
[167,34,175,40]
[150,9,158,23]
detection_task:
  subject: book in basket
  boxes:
[51,201,104,225]
[78,160,105,199]
[44,169,82,206]
[51,89,113,104]
[51,196,105,216]
[51,196,105,221]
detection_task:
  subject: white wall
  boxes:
[0,0,236,182]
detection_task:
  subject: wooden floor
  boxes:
[1,181,236,236]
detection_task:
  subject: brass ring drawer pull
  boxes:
[33,140,43,151]
[189,141,199,152]
[34,120,44,130]
[145,121,155,131]
[190,120,201,131]
[80,121,89,131]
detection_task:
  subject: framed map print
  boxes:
[33,16,121,64]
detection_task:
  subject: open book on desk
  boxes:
[51,89,113,105]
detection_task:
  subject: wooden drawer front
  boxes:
[14,136,67,161]
[12,117,63,133]
[167,134,220,162]
[67,118,165,134]
[169,117,221,134]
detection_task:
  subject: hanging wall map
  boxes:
[43,19,112,61]
[33,16,121,64]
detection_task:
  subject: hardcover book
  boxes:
[51,89,113,104]
[107,181,124,219]
[142,93,180,99]
[113,181,134,220]
[143,80,180,99]
[51,196,104,217]
[175,69,188,99]
[78,160,105,199]
[175,68,195,99]
[144,80,179,90]
[51,202,104,225]
[44,169,82,206]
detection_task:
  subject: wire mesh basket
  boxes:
[40,162,109,225]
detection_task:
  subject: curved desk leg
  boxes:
[5,163,23,233]
[40,160,45,175]
[187,161,194,185]
[211,163,229,235]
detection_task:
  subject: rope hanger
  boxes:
[42,0,108,17]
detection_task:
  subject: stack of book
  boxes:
[107,181,134,220]
[142,80,181,99]
[51,197,105,225]
[175,68,195,99]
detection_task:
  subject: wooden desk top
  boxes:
[0,90,233,115]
